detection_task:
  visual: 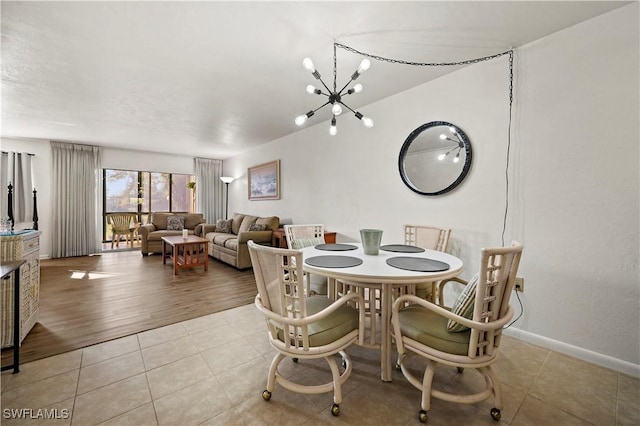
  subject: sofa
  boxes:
[201,212,280,269]
[138,213,207,256]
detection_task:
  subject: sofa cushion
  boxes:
[166,215,185,230]
[255,216,279,231]
[231,213,245,235]
[239,215,258,233]
[249,223,267,231]
[216,219,232,234]
[212,233,236,246]
[224,238,238,251]
[184,214,205,230]
[151,213,173,230]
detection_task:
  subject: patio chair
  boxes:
[107,213,138,249]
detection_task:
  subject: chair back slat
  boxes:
[284,224,325,248]
[249,241,314,351]
[404,225,451,252]
[469,241,523,358]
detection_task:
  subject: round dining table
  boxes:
[301,242,463,381]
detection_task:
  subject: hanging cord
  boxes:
[505,283,523,329]
[335,42,515,247]
[335,42,512,67]
[501,50,514,247]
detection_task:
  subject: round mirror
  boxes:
[398,121,472,196]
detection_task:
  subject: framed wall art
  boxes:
[248,160,280,200]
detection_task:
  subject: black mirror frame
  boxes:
[398,121,473,196]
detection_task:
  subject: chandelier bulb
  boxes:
[302,57,315,72]
[453,152,460,163]
[329,117,337,136]
[357,59,371,74]
[353,83,363,93]
[306,85,316,94]
[439,134,447,139]
[437,153,446,161]
[295,115,308,126]
[361,116,374,128]
[331,103,343,116]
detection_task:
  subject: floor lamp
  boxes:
[220,176,235,220]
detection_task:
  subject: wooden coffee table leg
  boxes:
[162,240,167,264]
[204,242,209,271]
[173,244,179,275]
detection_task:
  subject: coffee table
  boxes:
[161,235,209,275]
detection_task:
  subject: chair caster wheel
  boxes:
[292,357,299,363]
[395,362,401,371]
[457,367,464,373]
[331,403,340,416]
[418,410,428,423]
[262,390,271,401]
[490,408,501,421]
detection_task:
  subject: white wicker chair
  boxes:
[404,225,452,302]
[391,241,523,423]
[248,240,364,417]
[284,224,328,295]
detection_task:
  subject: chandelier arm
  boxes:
[312,101,332,113]
[338,101,356,114]
[316,76,333,94]
[337,78,355,96]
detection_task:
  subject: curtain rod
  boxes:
[1,151,35,156]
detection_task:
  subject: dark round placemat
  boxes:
[386,256,449,272]
[380,244,425,253]
[315,243,358,251]
[305,255,363,268]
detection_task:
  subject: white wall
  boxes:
[224,4,639,373]
[0,139,196,258]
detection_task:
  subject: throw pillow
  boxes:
[447,273,479,333]
[166,215,185,231]
[248,223,267,232]
[290,237,325,250]
[216,219,233,234]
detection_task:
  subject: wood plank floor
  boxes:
[2,251,257,365]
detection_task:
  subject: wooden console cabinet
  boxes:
[1,230,41,347]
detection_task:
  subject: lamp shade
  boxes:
[220,176,235,184]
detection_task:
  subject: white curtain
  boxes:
[0,151,33,224]
[195,158,223,223]
[51,141,102,258]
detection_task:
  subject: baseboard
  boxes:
[504,327,640,378]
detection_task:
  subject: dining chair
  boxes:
[284,224,328,295]
[404,224,452,302]
[107,213,138,249]
[247,240,365,416]
[391,241,523,423]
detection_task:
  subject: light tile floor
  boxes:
[1,304,638,425]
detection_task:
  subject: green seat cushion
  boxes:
[397,305,470,355]
[276,296,359,347]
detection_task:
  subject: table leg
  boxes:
[162,240,167,265]
[381,283,392,382]
[173,245,179,275]
[204,243,209,271]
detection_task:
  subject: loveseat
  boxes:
[201,212,279,269]
[139,213,206,256]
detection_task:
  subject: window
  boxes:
[103,169,194,242]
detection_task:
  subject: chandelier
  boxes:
[295,43,373,136]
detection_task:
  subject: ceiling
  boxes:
[1,1,629,159]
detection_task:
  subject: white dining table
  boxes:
[301,243,463,382]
